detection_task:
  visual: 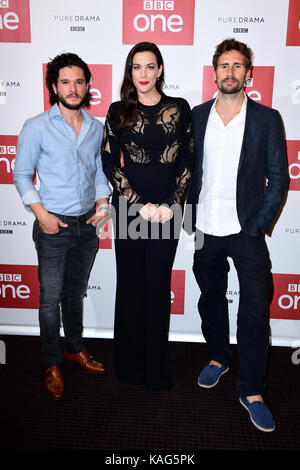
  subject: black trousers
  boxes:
[193,230,273,397]
[112,195,178,390]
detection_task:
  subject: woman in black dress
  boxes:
[101,42,193,390]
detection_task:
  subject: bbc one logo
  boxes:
[270,274,300,320]
[287,141,300,191]
[202,66,274,107]
[42,64,112,119]
[0,265,39,309]
[122,0,195,45]
[0,136,17,184]
[0,0,31,43]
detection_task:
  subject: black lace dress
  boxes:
[101,94,193,390]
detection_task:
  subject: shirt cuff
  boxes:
[95,184,111,201]
[20,189,41,207]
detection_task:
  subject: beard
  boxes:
[218,78,245,95]
[57,92,88,110]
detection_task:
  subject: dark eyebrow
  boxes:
[218,61,245,66]
[132,62,156,66]
[59,78,85,81]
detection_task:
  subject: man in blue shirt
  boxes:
[14,53,111,400]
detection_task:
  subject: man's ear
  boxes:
[245,67,252,83]
[213,69,217,83]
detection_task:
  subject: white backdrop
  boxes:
[0,0,299,347]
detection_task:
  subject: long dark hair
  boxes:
[46,52,92,107]
[119,42,165,128]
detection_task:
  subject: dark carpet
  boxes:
[0,335,299,457]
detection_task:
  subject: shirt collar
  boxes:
[49,103,93,125]
[211,93,248,125]
[49,103,62,119]
[212,92,248,112]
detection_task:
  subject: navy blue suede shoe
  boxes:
[239,396,275,432]
[197,364,229,388]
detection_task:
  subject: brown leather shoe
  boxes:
[63,350,107,374]
[45,366,64,400]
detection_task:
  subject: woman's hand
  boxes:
[155,206,174,224]
[139,203,173,223]
[139,202,156,221]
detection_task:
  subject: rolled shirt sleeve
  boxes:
[14,118,42,206]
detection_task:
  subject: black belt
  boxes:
[48,207,94,224]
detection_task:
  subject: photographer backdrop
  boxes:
[0,0,299,347]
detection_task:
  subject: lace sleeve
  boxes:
[164,101,194,207]
[101,104,141,204]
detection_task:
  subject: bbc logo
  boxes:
[0,273,22,282]
[0,145,16,154]
[0,0,9,8]
[288,284,300,292]
[143,1,174,10]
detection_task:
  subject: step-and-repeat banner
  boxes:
[0,0,299,346]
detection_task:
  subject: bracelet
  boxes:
[96,205,110,214]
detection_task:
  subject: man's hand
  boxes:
[86,198,110,227]
[30,202,68,234]
[38,212,68,234]
[86,206,109,227]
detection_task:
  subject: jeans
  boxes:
[193,231,273,396]
[33,208,98,368]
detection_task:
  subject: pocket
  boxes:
[38,222,69,240]
[39,224,61,236]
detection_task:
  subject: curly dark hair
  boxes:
[45,52,92,106]
[119,42,165,128]
[212,38,253,70]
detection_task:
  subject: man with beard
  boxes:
[186,39,288,431]
[14,53,111,400]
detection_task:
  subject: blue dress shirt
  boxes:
[14,103,111,216]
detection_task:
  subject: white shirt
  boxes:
[196,95,247,236]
